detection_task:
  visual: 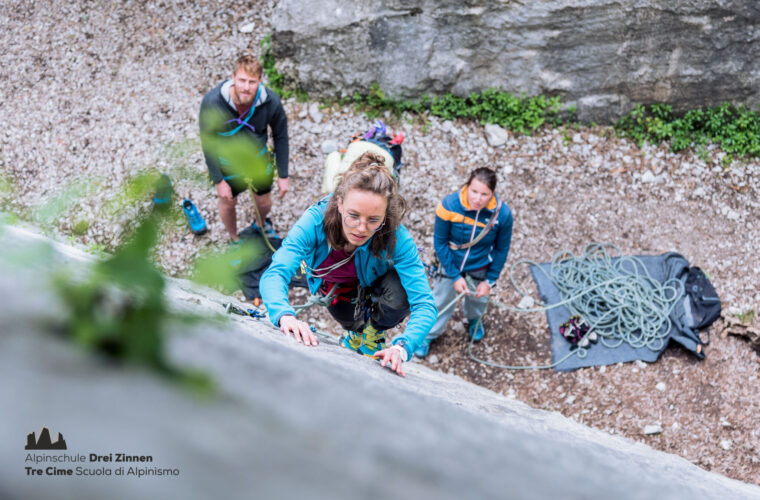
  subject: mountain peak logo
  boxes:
[25,427,67,450]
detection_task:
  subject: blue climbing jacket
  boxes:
[260,196,437,359]
[434,188,514,284]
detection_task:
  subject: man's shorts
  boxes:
[222,170,274,196]
[218,151,276,197]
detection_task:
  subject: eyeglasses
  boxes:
[342,213,385,231]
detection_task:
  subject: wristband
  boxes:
[391,344,409,362]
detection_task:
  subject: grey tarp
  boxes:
[529,252,706,371]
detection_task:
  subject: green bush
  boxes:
[349,85,563,135]
[615,102,760,160]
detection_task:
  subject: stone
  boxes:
[309,102,323,123]
[644,424,663,435]
[484,123,509,147]
[655,382,666,392]
[565,395,576,405]
[272,0,760,123]
[239,22,255,33]
[320,140,339,154]
[721,440,733,451]
[517,296,535,309]
[641,170,656,183]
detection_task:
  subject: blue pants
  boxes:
[426,275,488,342]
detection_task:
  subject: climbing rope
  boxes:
[438,243,684,370]
[249,188,277,253]
[292,285,338,316]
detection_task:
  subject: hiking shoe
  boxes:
[251,217,277,238]
[182,199,207,235]
[262,218,276,238]
[341,331,362,352]
[468,319,485,342]
[153,174,173,209]
[414,339,431,358]
[358,324,386,356]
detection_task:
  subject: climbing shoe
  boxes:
[414,339,431,358]
[341,331,363,352]
[153,174,173,210]
[559,315,597,349]
[468,319,485,342]
[182,199,207,235]
[358,324,386,356]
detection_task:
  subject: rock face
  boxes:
[3,226,760,499]
[272,0,760,122]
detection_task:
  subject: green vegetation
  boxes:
[735,309,756,325]
[71,219,90,236]
[53,207,214,394]
[34,178,94,228]
[339,83,565,135]
[261,34,308,102]
[615,102,760,163]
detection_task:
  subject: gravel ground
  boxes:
[2,0,759,485]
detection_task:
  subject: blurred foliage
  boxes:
[199,108,273,190]
[158,137,209,185]
[192,237,266,293]
[44,170,239,394]
[615,102,760,163]
[53,209,214,394]
[0,172,12,199]
[33,178,94,227]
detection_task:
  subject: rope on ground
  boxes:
[440,243,684,370]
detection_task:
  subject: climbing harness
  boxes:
[218,84,262,137]
[437,243,686,370]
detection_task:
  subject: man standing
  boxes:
[199,54,289,241]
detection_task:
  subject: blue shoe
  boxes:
[182,199,207,235]
[414,340,431,358]
[262,218,276,238]
[341,331,362,352]
[358,324,386,357]
[153,174,173,209]
[468,319,485,342]
[252,217,277,238]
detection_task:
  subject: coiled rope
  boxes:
[442,243,684,370]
